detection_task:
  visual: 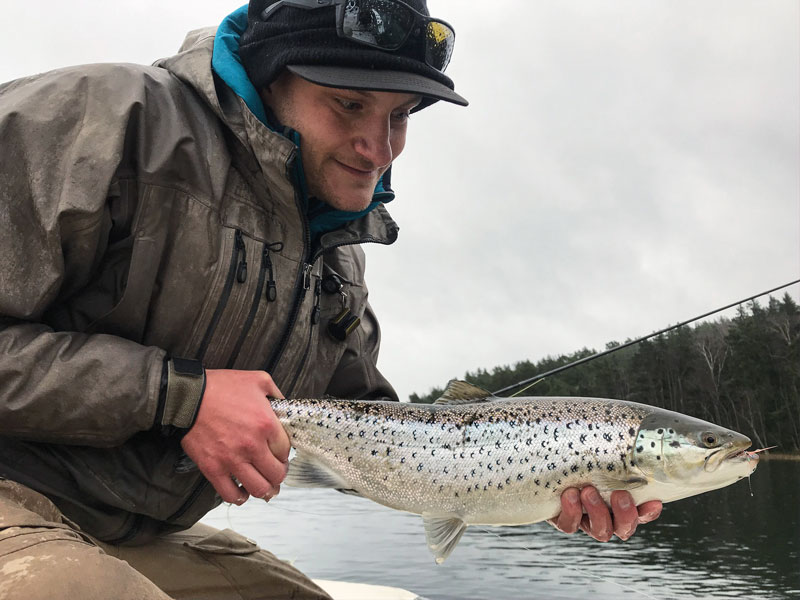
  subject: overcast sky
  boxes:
[2,1,798,402]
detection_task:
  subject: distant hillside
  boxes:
[410,294,800,452]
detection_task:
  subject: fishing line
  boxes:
[509,377,545,398]
[494,279,800,396]
[476,526,661,600]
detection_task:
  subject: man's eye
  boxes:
[336,98,361,111]
[392,111,411,123]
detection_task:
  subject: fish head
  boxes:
[631,410,758,492]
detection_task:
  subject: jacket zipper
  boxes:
[285,277,322,394]
[195,228,246,362]
[103,513,144,546]
[226,241,283,368]
[166,478,210,523]
[263,183,312,375]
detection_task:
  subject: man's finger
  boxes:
[637,500,663,524]
[580,487,613,542]
[610,490,639,540]
[209,471,249,505]
[233,463,275,501]
[252,448,289,488]
[551,487,582,533]
[264,403,292,463]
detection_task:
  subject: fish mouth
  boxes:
[704,443,753,471]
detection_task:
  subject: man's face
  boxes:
[262,72,421,212]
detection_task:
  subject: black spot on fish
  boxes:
[651,442,656,448]
[670,441,680,447]
[348,457,353,462]
[657,429,664,434]
[412,452,417,458]
[628,427,636,437]
[401,457,406,464]
[347,433,354,439]
[656,455,661,460]
[371,450,378,456]
[637,445,644,452]
[417,464,423,472]
[571,465,579,473]
[335,433,340,439]
[607,464,615,472]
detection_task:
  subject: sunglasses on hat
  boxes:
[260,0,456,73]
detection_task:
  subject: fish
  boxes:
[271,380,759,563]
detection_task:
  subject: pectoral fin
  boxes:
[422,515,468,564]
[284,451,350,490]
[590,474,649,492]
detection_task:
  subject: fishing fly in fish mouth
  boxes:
[270,380,760,564]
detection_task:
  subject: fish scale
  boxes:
[271,380,758,563]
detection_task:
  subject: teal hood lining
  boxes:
[212,5,394,240]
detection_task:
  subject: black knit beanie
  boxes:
[239,0,468,109]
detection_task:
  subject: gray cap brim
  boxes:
[287,64,468,107]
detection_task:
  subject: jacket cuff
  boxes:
[159,357,205,429]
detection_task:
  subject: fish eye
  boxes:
[701,432,718,447]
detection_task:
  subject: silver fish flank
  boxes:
[272,381,758,563]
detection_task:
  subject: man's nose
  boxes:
[353,116,393,168]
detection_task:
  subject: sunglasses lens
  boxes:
[342,0,414,50]
[425,20,454,71]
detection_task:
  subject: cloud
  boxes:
[1,1,797,402]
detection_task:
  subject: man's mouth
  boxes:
[336,160,377,178]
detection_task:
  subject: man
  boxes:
[0,1,661,598]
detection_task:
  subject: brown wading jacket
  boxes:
[0,29,398,544]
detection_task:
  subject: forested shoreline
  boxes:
[410,294,800,452]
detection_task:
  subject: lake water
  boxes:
[203,459,799,600]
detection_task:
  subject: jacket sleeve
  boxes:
[324,300,399,402]
[0,65,200,447]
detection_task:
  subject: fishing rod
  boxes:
[493,278,800,397]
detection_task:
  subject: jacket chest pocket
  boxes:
[287,262,368,397]
[184,228,288,369]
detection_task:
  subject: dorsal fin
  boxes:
[433,380,495,406]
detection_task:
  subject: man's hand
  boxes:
[180,369,290,505]
[549,487,663,541]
